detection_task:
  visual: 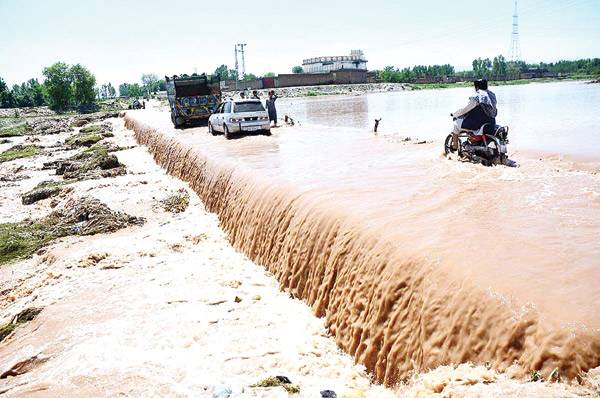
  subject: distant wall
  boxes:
[221,70,369,92]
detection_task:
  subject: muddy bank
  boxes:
[125,112,600,387]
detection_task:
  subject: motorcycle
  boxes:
[444,123,515,167]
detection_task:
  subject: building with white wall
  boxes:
[302,50,368,73]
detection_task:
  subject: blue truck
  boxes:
[165,74,221,128]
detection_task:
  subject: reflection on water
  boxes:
[278,81,600,158]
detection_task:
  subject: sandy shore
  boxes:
[1,110,598,397]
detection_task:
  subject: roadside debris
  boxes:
[0,307,43,343]
[31,118,72,135]
[0,196,144,266]
[21,180,73,205]
[250,376,300,394]
[52,143,126,180]
[159,188,190,213]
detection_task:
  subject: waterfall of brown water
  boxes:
[124,114,600,385]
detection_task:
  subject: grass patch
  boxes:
[65,133,104,148]
[21,180,73,205]
[250,377,300,394]
[79,124,111,134]
[0,307,43,343]
[0,123,31,137]
[0,144,40,163]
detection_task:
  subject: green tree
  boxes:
[128,83,143,97]
[0,77,11,108]
[141,73,159,93]
[472,58,492,78]
[228,69,239,81]
[119,83,129,97]
[214,65,230,81]
[492,55,508,78]
[71,64,96,105]
[243,73,258,81]
[292,66,304,74]
[107,83,116,98]
[27,79,45,106]
[43,62,73,109]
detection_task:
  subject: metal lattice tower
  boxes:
[509,0,521,61]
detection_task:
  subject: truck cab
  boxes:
[165,74,221,128]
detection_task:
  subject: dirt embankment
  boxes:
[124,111,600,393]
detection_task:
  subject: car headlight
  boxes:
[258,116,268,121]
[229,117,242,123]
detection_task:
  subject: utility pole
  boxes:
[234,45,239,80]
[509,0,521,61]
[236,43,247,79]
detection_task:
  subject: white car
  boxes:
[208,99,271,139]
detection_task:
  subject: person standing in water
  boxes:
[450,79,497,150]
[265,90,278,126]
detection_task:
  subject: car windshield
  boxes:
[234,102,265,113]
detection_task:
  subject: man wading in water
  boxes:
[266,90,278,127]
[450,79,497,150]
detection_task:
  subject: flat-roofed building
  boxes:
[302,50,368,73]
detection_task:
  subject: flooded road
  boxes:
[278,81,600,159]
[125,85,600,382]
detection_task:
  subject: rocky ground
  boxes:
[0,107,598,397]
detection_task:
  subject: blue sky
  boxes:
[1,0,599,87]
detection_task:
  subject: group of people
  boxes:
[239,89,279,126]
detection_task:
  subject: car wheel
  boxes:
[208,122,217,136]
[224,124,232,140]
[262,129,272,136]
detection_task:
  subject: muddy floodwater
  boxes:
[125,82,600,383]
[279,80,600,159]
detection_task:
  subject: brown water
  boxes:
[124,94,600,384]
[278,81,600,159]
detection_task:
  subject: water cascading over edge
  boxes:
[124,114,600,385]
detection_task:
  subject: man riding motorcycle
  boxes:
[450,79,497,150]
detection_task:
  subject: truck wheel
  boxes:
[224,124,232,140]
[175,117,184,129]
